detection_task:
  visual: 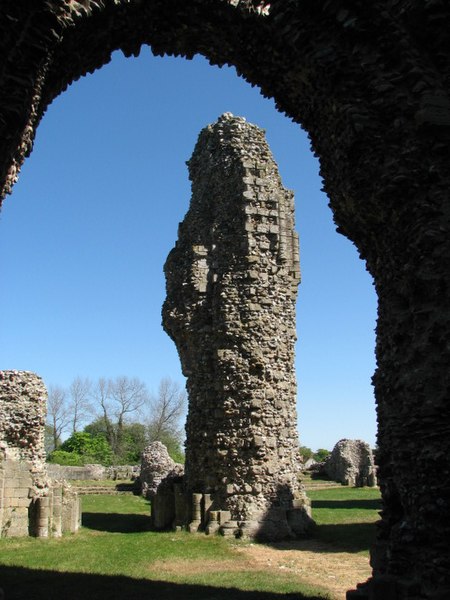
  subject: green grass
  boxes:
[308,486,382,553]
[0,487,382,600]
[0,494,329,599]
[70,479,130,487]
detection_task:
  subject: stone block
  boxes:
[4,487,30,499]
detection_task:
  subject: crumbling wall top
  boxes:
[0,370,47,465]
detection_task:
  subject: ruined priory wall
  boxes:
[163,114,308,537]
[0,371,47,472]
[0,370,80,538]
[0,371,48,537]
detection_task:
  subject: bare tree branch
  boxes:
[90,377,115,449]
[47,384,70,449]
[147,377,186,444]
[68,376,93,433]
[90,376,149,455]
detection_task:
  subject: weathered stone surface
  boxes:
[1,2,450,597]
[0,370,80,538]
[324,439,376,487]
[140,442,184,530]
[163,113,311,540]
[140,441,183,500]
[0,371,47,465]
[47,463,139,481]
[105,464,140,481]
[47,463,105,481]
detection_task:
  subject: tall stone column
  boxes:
[163,113,312,540]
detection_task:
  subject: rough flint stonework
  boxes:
[324,439,376,487]
[0,370,80,538]
[163,113,312,540]
[1,2,450,597]
[140,441,184,500]
[140,442,185,530]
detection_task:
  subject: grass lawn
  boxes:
[308,486,382,553]
[0,486,381,600]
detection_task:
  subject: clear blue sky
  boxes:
[0,51,378,451]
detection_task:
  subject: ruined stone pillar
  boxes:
[0,371,49,537]
[51,485,63,538]
[35,496,50,538]
[0,371,80,538]
[163,113,312,540]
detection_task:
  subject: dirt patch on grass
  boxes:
[150,540,370,600]
[237,540,371,600]
[150,557,255,574]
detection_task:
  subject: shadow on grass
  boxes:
[82,512,151,533]
[312,499,382,511]
[312,522,377,553]
[265,521,377,554]
[0,566,327,600]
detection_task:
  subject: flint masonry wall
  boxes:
[1,1,450,597]
[324,439,376,488]
[163,113,312,540]
[0,370,80,538]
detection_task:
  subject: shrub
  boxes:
[314,448,331,462]
[60,432,113,465]
[47,450,83,466]
[299,446,314,462]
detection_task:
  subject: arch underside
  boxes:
[1,2,450,598]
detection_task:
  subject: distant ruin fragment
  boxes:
[0,370,80,538]
[162,113,312,540]
[324,439,377,487]
[140,442,185,530]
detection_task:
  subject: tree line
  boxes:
[299,446,330,463]
[46,376,186,465]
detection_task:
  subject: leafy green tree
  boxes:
[60,431,113,465]
[314,448,330,462]
[47,450,83,466]
[119,422,147,464]
[299,446,314,462]
[165,438,185,464]
[84,417,109,439]
[84,420,146,464]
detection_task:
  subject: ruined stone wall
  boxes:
[2,1,450,597]
[0,371,80,538]
[324,439,376,487]
[46,463,139,481]
[163,113,311,540]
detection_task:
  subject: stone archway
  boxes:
[1,2,450,598]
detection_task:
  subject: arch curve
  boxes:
[1,2,450,599]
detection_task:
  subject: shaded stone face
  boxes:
[163,114,311,539]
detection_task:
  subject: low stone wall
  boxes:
[46,464,139,481]
[46,464,105,481]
